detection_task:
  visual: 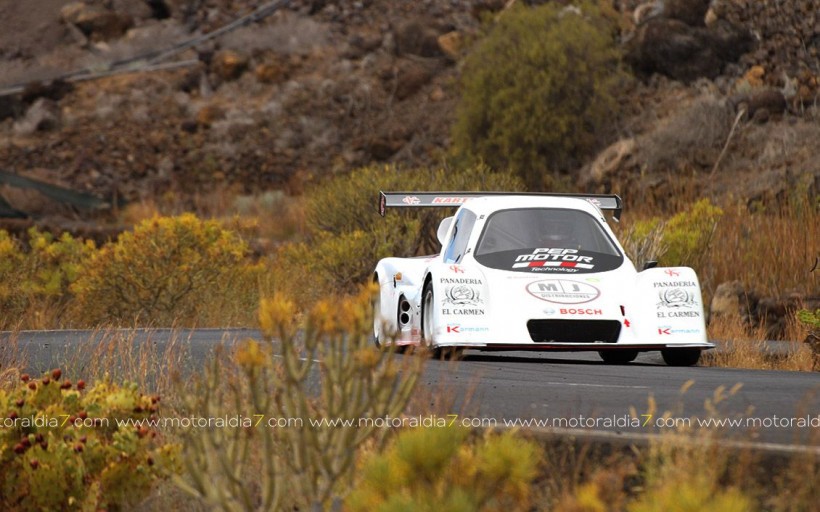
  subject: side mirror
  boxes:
[642,260,658,271]
[437,216,454,245]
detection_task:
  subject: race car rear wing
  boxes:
[378,191,623,221]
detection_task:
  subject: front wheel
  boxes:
[598,350,639,364]
[661,348,701,367]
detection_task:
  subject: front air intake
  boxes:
[526,320,621,343]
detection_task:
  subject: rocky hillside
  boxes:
[0,0,818,222]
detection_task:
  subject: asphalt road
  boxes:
[3,328,819,450]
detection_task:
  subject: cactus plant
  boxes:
[177,285,423,510]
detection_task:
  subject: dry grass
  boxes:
[703,315,815,371]
[707,202,818,299]
[0,331,27,388]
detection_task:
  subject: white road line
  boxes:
[543,381,650,390]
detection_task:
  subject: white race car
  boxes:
[373,191,714,366]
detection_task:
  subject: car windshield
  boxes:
[474,208,623,274]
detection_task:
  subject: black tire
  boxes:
[661,348,701,367]
[598,350,639,364]
[420,279,441,358]
[372,275,382,348]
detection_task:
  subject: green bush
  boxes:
[304,163,524,240]
[0,370,180,511]
[797,309,820,330]
[660,199,723,267]
[620,199,723,270]
[70,214,256,326]
[273,218,421,304]
[452,1,625,188]
[346,427,541,511]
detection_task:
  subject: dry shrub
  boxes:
[273,163,524,306]
[707,202,818,298]
[639,95,735,172]
[70,214,259,327]
[703,315,813,371]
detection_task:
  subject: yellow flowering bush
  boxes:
[0,228,95,328]
[346,427,542,512]
[70,214,254,326]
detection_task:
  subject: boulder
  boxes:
[383,58,437,100]
[580,138,637,187]
[805,333,819,371]
[710,280,758,324]
[211,50,249,82]
[0,94,24,122]
[394,19,443,58]
[437,31,463,61]
[731,89,787,123]
[61,2,133,42]
[664,0,712,26]
[755,293,802,339]
[626,17,752,83]
[13,99,61,135]
[21,80,74,105]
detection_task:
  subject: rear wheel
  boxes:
[661,348,701,367]
[372,276,383,348]
[421,280,442,358]
[598,350,639,364]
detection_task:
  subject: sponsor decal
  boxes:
[442,308,485,315]
[587,198,602,207]
[560,308,603,315]
[432,196,470,204]
[402,196,421,205]
[657,288,697,309]
[526,280,601,304]
[445,285,482,306]
[624,319,631,327]
[441,278,482,285]
[449,265,465,274]
[658,310,701,318]
[515,247,592,268]
[664,269,681,277]
[658,326,701,335]
[512,248,595,273]
[513,261,594,270]
[447,324,489,334]
[543,308,557,316]
[653,281,697,288]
